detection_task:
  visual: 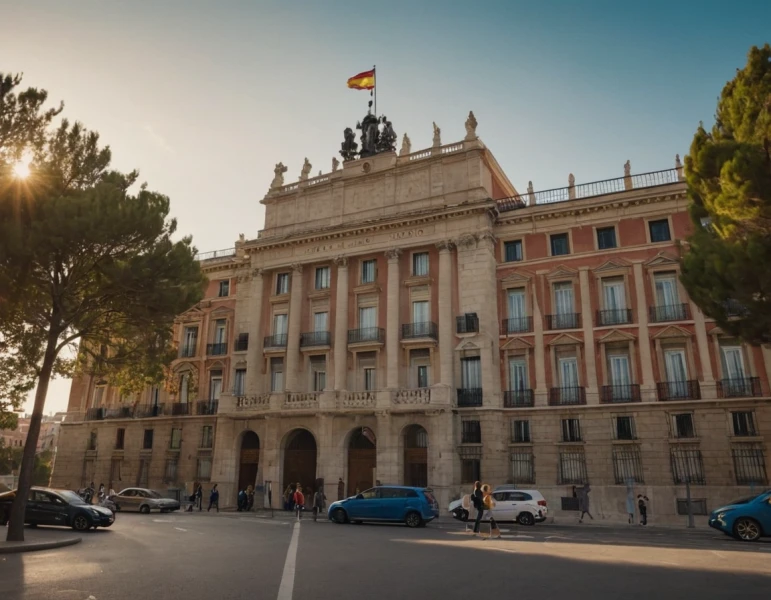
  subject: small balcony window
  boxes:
[361,259,376,284]
[276,273,289,295]
[649,219,671,243]
[315,266,330,290]
[218,280,230,297]
[596,227,617,250]
[412,252,429,277]
[550,233,570,256]
[504,240,522,262]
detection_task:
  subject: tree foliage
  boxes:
[680,44,771,344]
[0,72,206,540]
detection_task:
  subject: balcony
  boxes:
[348,327,385,345]
[263,334,288,349]
[717,377,762,398]
[457,388,483,407]
[548,387,586,406]
[657,380,701,401]
[169,402,192,416]
[300,331,331,347]
[179,345,197,358]
[723,299,748,318]
[600,384,641,403]
[234,335,249,352]
[401,322,438,341]
[502,317,533,334]
[597,309,632,326]
[503,389,534,408]
[456,314,479,334]
[649,303,690,323]
[135,404,165,418]
[85,407,105,421]
[104,406,134,419]
[196,400,219,415]
[206,343,228,356]
[546,313,581,330]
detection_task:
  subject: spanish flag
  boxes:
[347,69,375,90]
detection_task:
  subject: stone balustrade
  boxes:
[393,388,431,405]
[284,392,320,409]
[341,391,377,408]
[235,394,271,410]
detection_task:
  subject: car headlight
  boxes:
[90,508,102,517]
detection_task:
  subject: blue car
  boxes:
[328,486,439,528]
[708,490,771,541]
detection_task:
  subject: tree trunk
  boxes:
[6,331,58,542]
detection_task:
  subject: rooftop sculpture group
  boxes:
[341,111,398,161]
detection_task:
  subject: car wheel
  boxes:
[72,514,91,531]
[405,512,423,528]
[517,512,535,526]
[733,517,762,542]
[139,505,151,514]
[332,508,348,524]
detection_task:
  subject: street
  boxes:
[1,511,770,600]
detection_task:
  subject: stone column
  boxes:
[632,263,655,396]
[437,241,454,386]
[245,268,264,395]
[285,263,304,391]
[691,302,716,398]
[385,249,402,389]
[333,257,349,391]
[578,268,598,402]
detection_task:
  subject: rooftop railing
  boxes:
[194,248,236,262]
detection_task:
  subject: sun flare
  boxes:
[12,157,31,179]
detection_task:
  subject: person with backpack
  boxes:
[638,494,650,526]
[293,483,305,520]
[471,481,484,536]
[481,484,501,539]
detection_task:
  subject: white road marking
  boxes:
[277,521,301,600]
[152,519,173,523]
[241,518,291,526]
[174,527,187,532]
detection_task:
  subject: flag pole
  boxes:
[373,64,377,116]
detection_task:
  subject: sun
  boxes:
[12,157,31,179]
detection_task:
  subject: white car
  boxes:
[449,486,548,526]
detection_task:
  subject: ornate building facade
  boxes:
[52,113,770,523]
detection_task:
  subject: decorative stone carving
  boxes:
[251,268,263,278]
[432,122,441,148]
[236,394,271,410]
[284,392,320,409]
[624,160,631,177]
[384,248,402,261]
[333,256,348,268]
[340,128,358,162]
[358,112,380,158]
[290,263,304,273]
[332,157,340,172]
[568,173,576,200]
[675,154,684,181]
[238,233,245,242]
[270,162,288,190]
[299,158,312,181]
[393,388,430,404]
[527,181,534,195]
[377,116,397,153]
[399,133,411,156]
[464,111,478,141]
[455,233,479,249]
[343,391,376,408]
[527,181,535,206]
[435,240,454,252]
[568,173,575,186]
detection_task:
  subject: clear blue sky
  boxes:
[3,0,769,413]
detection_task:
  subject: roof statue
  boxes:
[377,116,397,153]
[340,108,400,161]
[624,160,631,177]
[568,173,575,186]
[464,111,478,141]
[358,112,380,158]
[332,157,340,172]
[527,181,534,195]
[340,128,358,162]
[675,154,682,169]
[400,133,411,156]
[432,122,441,148]
[299,158,312,181]
[270,162,288,190]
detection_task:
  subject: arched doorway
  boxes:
[283,429,317,498]
[404,425,428,487]
[238,431,260,491]
[348,427,376,496]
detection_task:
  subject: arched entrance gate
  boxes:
[348,427,376,496]
[238,431,260,492]
[404,425,428,487]
[283,429,318,498]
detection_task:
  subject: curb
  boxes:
[0,536,82,555]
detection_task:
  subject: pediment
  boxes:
[545,265,579,281]
[652,325,691,340]
[207,360,226,370]
[501,337,534,351]
[548,333,583,347]
[593,258,631,274]
[598,329,636,344]
[176,305,205,323]
[210,305,234,315]
[644,251,679,268]
[500,269,535,287]
[455,340,480,352]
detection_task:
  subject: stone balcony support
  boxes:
[285,264,304,391]
[333,257,349,391]
[245,268,264,395]
[437,241,454,386]
[385,249,401,389]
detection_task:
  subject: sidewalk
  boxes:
[0,528,82,554]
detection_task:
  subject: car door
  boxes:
[492,492,513,521]
[25,490,45,524]
[118,489,137,511]
[756,493,771,534]
[379,487,408,520]
[29,491,59,525]
[509,492,531,520]
[347,488,381,519]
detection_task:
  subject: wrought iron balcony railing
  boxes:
[657,380,701,401]
[546,313,581,330]
[456,314,479,334]
[600,384,641,403]
[196,400,219,415]
[169,403,191,416]
[263,334,288,348]
[401,322,438,340]
[85,407,105,421]
[548,386,586,406]
[206,343,228,356]
[717,377,762,399]
[597,309,632,326]
[457,388,483,407]
[649,303,690,323]
[179,345,197,358]
[504,389,534,408]
[348,327,385,344]
[300,331,332,347]
[502,317,533,334]
[234,335,249,352]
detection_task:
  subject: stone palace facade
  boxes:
[52,112,770,523]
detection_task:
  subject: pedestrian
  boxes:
[337,477,344,501]
[471,481,484,536]
[638,494,650,526]
[575,484,593,523]
[237,488,247,511]
[208,484,219,512]
[313,486,326,522]
[625,480,636,525]
[293,483,305,520]
[195,483,203,511]
[283,484,293,511]
[246,485,254,511]
[98,483,105,501]
[481,484,501,539]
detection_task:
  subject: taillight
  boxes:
[538,500,547,506]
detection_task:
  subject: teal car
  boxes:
[708,490,771,541]
[328,485,439,528]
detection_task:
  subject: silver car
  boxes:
[111,488,180,514]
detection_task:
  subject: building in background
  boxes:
[1,417,29,449]
[51,111,770,523]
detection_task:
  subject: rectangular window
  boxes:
[553,282,574,327]
[612,446,644,484]
[670,446,705,485]
[602,278,626,315]
[270,357,284,392]
[558,357,579,388]
[461,459,481,484]
[417,365,429,388]
[209,371,223,401]
[276,272,289,295]
[143,429,154,450]
[506,288,528,332]
[164,459,178,483]
[550,233,570,256]
[315,266,330,290]
[608,354,631,387]
[561,418,582,442]
[654,273,680,313]
[109,458,122,485]
[558,449,587,484]
[412,301,429,335]
[214,319,226,345]
[183,327,198,356]
[115,428,125,450]
[218,280,230,297]
[273,314,288,338]
[614,416,636,440]
[461,420,482,444]
[169,428,182,450]
[504,240,523,262]
[460,357,482,389]
[412,252,429,276]
[720,346,746,380]
[234,369,246,396]
[649,219,671,242]
[676,498,708,516]
[732,444,768,485]
[201,426,213,449]
[673,413,695,439]
[179,373,189,404]
[313,311,328,332]
[87,430,97,451]
[363,368,376,391]
[732,411,757,437]
[596,226,617,250]
[313,370,327,392]
[310,355,326,392]
[361,259,376,284]
[508,358,528,392]
[358,306,377,329]
[197,457,212,481]
[92,386,105,408]
[510,452,534,484]
[512,420,530,443]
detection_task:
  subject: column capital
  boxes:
[454,233,478,249]
[435,240,455,252]
[290,263,303,273]
[251,267,264,277]
[333,256,349,268]
[384,248,402,261]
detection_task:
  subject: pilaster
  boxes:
[285,264,304,391]
[578,268,598,402]
[437,241,454,386]
[333,257,349,391]
[245,268,264,395]
[385,248,401,389]
[632,262,656,398]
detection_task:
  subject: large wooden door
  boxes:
[348,428,376,496]
[238,431,260,491]
[283,430,317,497]
[404,425,428,488]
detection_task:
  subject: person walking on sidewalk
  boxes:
[471,481,484,536]
[638,494,650,526]
[195,483,204,511]
[207,484,219,512]
[293,483,305,520]
[313,487,326,522]
[575,484,593,523]
[337,477,344,501]
[481,484,501,539]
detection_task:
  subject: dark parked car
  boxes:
[0,487,115,531]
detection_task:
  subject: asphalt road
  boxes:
[2,511,770,600]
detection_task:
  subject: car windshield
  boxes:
[58,490,86,505]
